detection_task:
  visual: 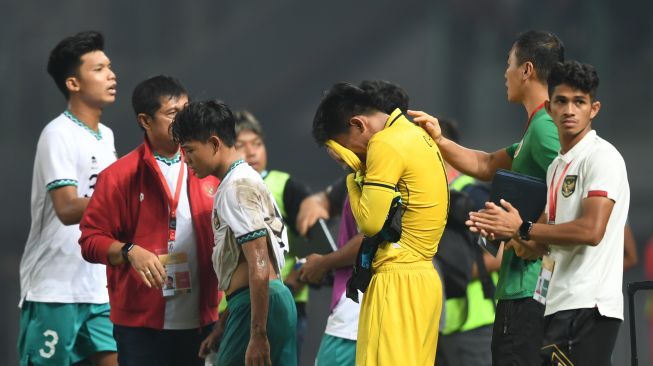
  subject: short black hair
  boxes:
[548,61,600,100]
[513,30,565,84]
[47,31,105,99]
[132,75,187,116]
[359,80,410,114]
[438,118,460,143]
[312,82,380,146]
[233,110,264,139]
[171,100,237,147]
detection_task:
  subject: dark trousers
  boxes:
[436,325,493,366]
[540,307,621,366]
[492,298,545,366]
[296,302,307,362]
[113,324,213,366]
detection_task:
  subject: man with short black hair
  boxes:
[172,100,297,366]
[300,80,410,366]
[313,82,448,365]
[232,109,317,360]
[80,75,221,365]
[18,30,118,366]
[469,60,629,365]
[411,30,564,364]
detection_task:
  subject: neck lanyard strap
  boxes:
[523,102,546,135]
[152,151,185,242]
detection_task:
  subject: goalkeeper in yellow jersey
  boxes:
[312,82,449,366]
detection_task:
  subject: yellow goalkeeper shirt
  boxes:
[347,108,449,267]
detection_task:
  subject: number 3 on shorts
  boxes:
[39,329,59,358]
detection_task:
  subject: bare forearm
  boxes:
[530,220,605,247]
[323,234,363,269]
[248,264,270,337]
[623,224,638,271]
[107,241,126,265]
[241,237,273,337]
[437,138,508,181]
[55,196,90,225]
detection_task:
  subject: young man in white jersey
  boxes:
[468,60,629,365]
[171,100,297,366]
[79,76,221,365]
[17,31,118,366]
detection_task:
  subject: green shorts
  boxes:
[217,279,297,366]
[316,334,356,366]
[18,301,116,366]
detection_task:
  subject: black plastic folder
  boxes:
[479,169,547,255]
[306,218,338,254]
[490,169,547,222]
[291,218,338,258]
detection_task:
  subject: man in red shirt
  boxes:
[79,75,221,366]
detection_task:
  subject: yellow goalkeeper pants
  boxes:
[356,261,442,366]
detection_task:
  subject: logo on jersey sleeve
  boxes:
[514,140,524,158]
[561,175,578,197]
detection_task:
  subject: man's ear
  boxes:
[590,100,601,120]
[349,116,366,132]
[208,135,221,154]
[544,100,552,114]
[523,61,535,81]
[65,76,80,94]
[137,113,150,131]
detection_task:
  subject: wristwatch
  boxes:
[519,221,533,241]
[121,242,135,262]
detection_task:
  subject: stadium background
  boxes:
[2,1,651,364]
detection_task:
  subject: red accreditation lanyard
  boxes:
[523,102,546,136]
[153,151,185,250]
[548,161,572,224]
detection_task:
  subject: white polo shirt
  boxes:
[544,130,629,320]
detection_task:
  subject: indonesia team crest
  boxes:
[203,181,217,196]
[561,175,577,197]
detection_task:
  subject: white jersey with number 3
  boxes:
[19,112,117,306]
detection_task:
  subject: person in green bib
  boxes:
[435,119,502,366]
[231,109,326,360]
[410,30,563,365]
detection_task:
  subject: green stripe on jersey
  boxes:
[64,110,102,140]
[153,151,181,165]
[236,229,267,245]
[46,179,78,191]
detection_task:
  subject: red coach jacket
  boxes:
[79,139,220,329]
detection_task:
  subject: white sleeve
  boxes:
[39,128,79,191]
[581,148,627,201]
[220,179,269,245]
